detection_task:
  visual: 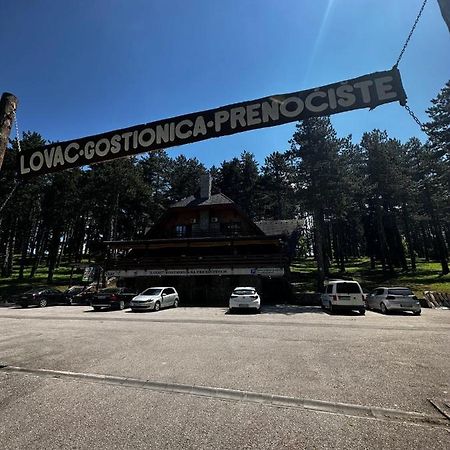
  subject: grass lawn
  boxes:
[290,258,450,297]
[1,257,448,302]
[0,262,86,301]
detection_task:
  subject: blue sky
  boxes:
[2,0,449,168]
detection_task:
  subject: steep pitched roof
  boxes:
[170,193,234,208]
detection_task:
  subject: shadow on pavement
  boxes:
[259,305,326,315]
[369,310,420,316]
[225,309,260,315]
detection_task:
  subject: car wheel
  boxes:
[118,300,125,310]
[93,306,102,311]
[66,298,73,306]
[380,302,388,314]
[154,301,160,312]
[359,308,366,315]
[329,303,334,314]
[21,304,28,308]
[173,298,179,308]
[38,298,48,308]
[413,310,421,316]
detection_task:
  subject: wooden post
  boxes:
[0,92,18,171]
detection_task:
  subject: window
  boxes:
[388,288,412,296]
[233,289,255,296]
[142,288,162,296]
[336,282,361,294]
[222,222,241,236]
[175,225,187,237]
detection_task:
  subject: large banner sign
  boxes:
[18,68,406,178]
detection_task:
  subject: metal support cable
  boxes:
[403,104,427,132]
[0,180,20,214]
[13,110,22,153]
[394,0,429,68]
[394,0,430,134]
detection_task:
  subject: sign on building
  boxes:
[106,267,285,278]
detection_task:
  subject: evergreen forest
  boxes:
[1,81,449,289]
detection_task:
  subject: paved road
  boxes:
[0,305,449,449]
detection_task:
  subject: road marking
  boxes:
[0,314,448,333]
[0,364,448,429]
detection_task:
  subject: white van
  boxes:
[321,280,366,315]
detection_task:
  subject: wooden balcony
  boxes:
[107,254,289,271]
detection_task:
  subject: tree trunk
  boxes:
[313,209,326,292]
[402,203,416,271]
[376,203,393,274]
[1,217,17,277]
[18,229,30,280]
[420,224,430,261]
[47,227,62,283]
[30,228,47,279]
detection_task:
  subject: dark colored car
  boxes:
[91,287,137,311]
[16,287,67,308]
[64,285,97,305]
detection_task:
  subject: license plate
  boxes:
[239,304,248,307]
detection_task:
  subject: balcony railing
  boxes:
[107,254,288,271]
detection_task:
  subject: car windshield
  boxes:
[67,287,84,294]
[234,289,255,295]
[388,288,412,296]
[141,288,162,296]
[24,288,45,294]
[99,288,120,293]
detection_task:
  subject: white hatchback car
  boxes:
[366,287,421,315]
[130,287,179,312]
[229,287,261,312]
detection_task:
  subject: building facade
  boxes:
[105,175,301,305]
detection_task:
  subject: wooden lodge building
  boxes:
[105,175,301,305]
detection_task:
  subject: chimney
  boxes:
[199,173,212,199]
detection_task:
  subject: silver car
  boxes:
[130,287,179,312]
[366,287,421,315]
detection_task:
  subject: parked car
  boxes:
[90,287,137,311]
[229,287,261,312]
[366,287,421,315]
[16,287,67,308]
[64,285,97,305]
[321,280,366,315]
[130,287,179,312]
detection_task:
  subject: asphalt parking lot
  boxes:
[0,305,449,449]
